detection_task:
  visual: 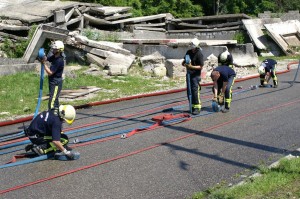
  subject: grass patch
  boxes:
[192,157,300,199]
[0,65,184,120]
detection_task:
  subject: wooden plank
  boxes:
[42,87,101,100]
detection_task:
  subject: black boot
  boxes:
[273,80,278,88]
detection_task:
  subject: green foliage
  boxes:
[0,25,37,58]
[138,0,203,18]
[82,28,120,42]
[233,31,246,44]
[0,65,183,119]
[69,0,300,18]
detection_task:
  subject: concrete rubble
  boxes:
[0,0,299,81]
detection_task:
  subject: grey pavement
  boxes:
[0,68,300,199]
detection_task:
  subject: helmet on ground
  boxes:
[218,51,233,65]
[258,63,266,75]
[189,38,200,49]
[59,105,76,124]
[51,40,64,52]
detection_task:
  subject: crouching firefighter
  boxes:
[24,105,80,160]
[258,59,278,88]
[211,51,236,113]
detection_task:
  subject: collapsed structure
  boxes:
[0,0,299,78]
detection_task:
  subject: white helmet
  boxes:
[219,51,233,65]
[59,105,76,124]
[190,38,200,48]
[51,40,64,52]
[258,63,266,75]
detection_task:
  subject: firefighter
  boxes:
[211,51,236,113]
[24,105,79,160]
[182,38,204,115]
[40,40,65,113]
[258,59,278,88]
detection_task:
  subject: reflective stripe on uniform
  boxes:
[50,85,59,109]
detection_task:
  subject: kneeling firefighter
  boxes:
[25,105,79,160]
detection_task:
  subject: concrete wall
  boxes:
[0,63,39,76]
[167,30,237,40]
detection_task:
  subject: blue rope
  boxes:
[0,48,45,142]
[0,153,53,169]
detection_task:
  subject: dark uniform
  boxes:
[260,59,278,87]
[47,53,64,111]
[184,48,204,113]
[213,65,236,110]
[25,110,68,154]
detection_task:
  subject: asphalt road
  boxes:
[1,68,300,199]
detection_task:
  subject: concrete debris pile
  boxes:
[0,0,299,79]
[69,34,135,76]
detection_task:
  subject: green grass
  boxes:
[0,65,184,120]
[192,157,300,199]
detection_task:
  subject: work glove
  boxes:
[38,55,47,63]
[55,149,76,159]
[184,62,193,69]
[218,93,224,105]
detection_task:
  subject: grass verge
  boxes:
[192,156,300,199]
[0,64,185,121]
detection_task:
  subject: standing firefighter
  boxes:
[24,105,79,160]
[211,51,236,113]
[182,38,204,115]
[40,40,65,113]
[258,59,278,88]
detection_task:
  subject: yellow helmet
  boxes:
[59,105,76,124]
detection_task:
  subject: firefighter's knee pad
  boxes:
[60,134,69,146]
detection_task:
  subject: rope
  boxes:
[0,48,45,142]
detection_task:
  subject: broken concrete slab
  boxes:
[104,52,135,70]
[108,65,128,76]
[86,53,106,68]
[82,45,111,58]
[90,6,131,16]
[23,25,69,63]
[121,38,237,46]
[165,59,186,78]
[231,43,259,67]
[264,20,300,55]
[75,35,131,55]
[0,22,30,31]
[111,13,167,25]
[104,13,132,21]
[0,63,39,76]
[242,18,282,56]
[0,1,78,24]
[83,13,112,25]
